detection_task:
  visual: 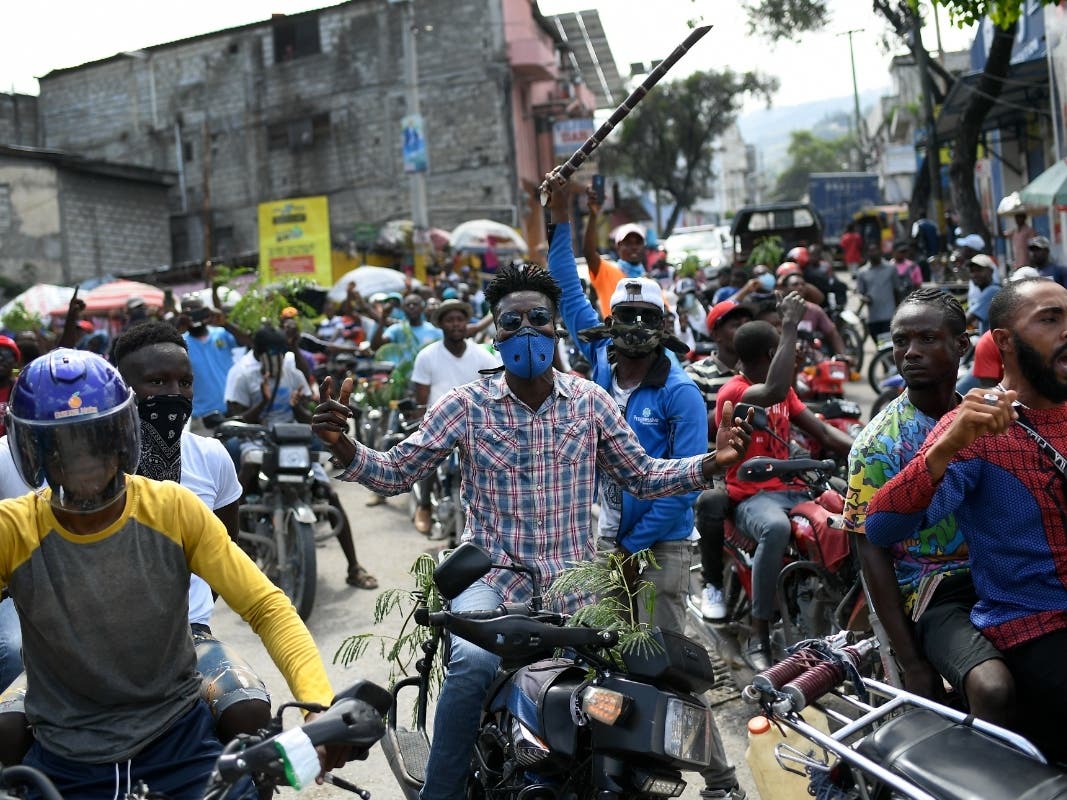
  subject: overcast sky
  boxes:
[3,0,974,110]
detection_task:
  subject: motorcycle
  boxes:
[792,334,864,453]
[0,681,391,800]
[409,446,465,544]
[348,359,399,448]
[687,424,867,682]
[382,543,720,799]
[827,305,865,372]
[742,634,1067,800]
[216,420,344,621]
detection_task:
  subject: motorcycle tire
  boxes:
[867,348,897,394]
[870,386,904,420]
[281,517,317,621]
[840,324,865,372]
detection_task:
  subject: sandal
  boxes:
[347,567,379,589]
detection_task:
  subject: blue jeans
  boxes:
[0,598,23,692]
[421,580,502,800]
[734,490,810,621]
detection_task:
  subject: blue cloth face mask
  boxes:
[496,327,555,379]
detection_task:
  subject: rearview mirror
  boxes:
[434,542,493,600]
[732,402,769,431]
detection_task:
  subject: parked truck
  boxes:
[808,172,881,249]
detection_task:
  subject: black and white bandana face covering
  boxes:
[136,394,192,482]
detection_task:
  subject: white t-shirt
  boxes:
[0,433,241,626]
[225,351,310,425]
[181,431,243,625]
[411,340,501,407]
[0,436,34,500]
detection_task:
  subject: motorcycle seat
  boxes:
[857,708,1067,800]
[271,422,314,443]
[738,457,836,481]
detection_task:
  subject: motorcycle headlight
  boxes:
[663,697,712,765]
[278,445,310,470]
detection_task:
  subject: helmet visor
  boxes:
[9,391,140,513]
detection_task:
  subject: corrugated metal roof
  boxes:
[549,10,624,110]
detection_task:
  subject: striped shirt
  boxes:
[338,370,709,611]
[684,355,735,409]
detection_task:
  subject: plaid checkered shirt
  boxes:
[338,369,709,612]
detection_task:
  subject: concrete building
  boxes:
[0,145,172,286]
[866,50,969,205]
[31,0,619,271]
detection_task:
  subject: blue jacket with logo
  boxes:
[548,223,706,553]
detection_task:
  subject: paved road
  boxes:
[210,355,881,800]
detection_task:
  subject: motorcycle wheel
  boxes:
[867,348,897,393]
[840,324,865,372]
[778,563,836,646]
[281,517,317,621]
[870,386,904,419]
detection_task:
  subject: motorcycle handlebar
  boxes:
[0,766,65,800]
[425,610,618,658]
[737,456,838,482]
[214,682,389,785]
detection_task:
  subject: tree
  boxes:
[599,69,777,237]
[741,0,1055,244]
[772,130,856,200]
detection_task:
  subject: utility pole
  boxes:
[838,28,865,170]
[392,0,430,283]
[913,11,945,235]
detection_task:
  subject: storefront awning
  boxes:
[935,57,1049,139]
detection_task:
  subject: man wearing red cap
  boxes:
[0,337,20,438]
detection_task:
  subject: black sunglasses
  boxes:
[612,306,663,327]
[498,307,552,331]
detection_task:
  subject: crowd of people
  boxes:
[1,183,1067,800]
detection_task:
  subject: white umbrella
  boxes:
[1,283,75,320]
[449,219,528,254]
[328,266,409,302]
[185,286,243,310]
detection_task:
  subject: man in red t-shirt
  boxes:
[841,222,864,276]
[715,294,853,668]
[0,336,21,439]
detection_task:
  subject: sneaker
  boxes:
[744,636,772,672]
[701,785,746,800]
[700,584,727,621]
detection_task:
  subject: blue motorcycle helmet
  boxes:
[7,349,140,513]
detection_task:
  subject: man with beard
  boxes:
[312,250,751,800]
[866,277,1067,761]
[844,289,1014,727]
